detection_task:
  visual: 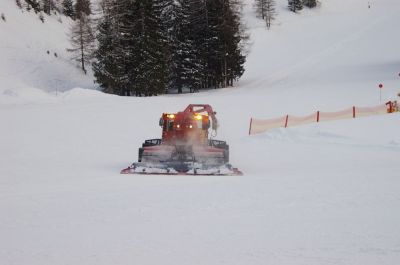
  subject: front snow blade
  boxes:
[186,163,243,176]
[121,162,179,175]
[121,162,243,176]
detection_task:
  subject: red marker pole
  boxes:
[379,83,383,102]
[398,73,400,98]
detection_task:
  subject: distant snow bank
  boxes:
[60,87,111,100]
[0,85,106,105]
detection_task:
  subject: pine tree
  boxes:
[94,0,133,95]
[255,0,276,29]
[203,0,246,88]
[288,0,302,12]
[190,0,211,89]
[173,0,203,93]
[205,0,224,88]
[93,1,111,91]
[219,0,246,87]
[159,0,180,92]
[62,0,75,18]
[93,0,126,94]
[75,0,91,19]
[42,0,53,15]
[93,0,169,96]
[67,14,96,74]
[132,0,169,96]
[303,0,317,8]
[24,0,42,13]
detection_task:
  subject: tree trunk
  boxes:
[80,24,86,73]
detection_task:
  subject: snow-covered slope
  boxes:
[1,0,400,264]
[0,0,94,102]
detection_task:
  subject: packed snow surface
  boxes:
[1,0,400,264]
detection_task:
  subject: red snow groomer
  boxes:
[121,104,242,175]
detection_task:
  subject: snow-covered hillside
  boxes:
[1,0,400,264]
[0,0,94,102]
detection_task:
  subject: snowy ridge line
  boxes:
[249,101,399,135]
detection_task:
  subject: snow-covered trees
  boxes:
[24,0,42,13]
[18,0,54,14]
[217,0,246,87]
[303,0,317,8]
[93,0,169,96]
[93,0,247,96]
[74,0,91,19]
[62,0,75,18]
[41,0,54,15]
[288,0,302,12]
[255,0,276,29]
[173,0,246,91]
[16,0,72,18]
[92,1,121,94]
[172,0,202,93]
[130,0,169,96]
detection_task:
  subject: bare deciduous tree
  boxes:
[67,14,95,74]
[255,0,276,29]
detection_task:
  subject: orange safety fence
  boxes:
[249,101,398,135]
